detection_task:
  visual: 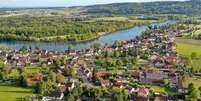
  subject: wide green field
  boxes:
[87,16,156,24]
[176,40,201,70]
[176,38,201,88]
[176,43,201,57]
[0,86,34,101]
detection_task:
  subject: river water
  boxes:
[0,20,176,51]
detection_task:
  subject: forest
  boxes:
[0,16,148,42]
[81,0,201,16]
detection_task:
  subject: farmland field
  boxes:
[176,37,201,57]
[176,43,201,57]
[0,86,34,101]
[176,37,201,77]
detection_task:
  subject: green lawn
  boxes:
[146,85,177,95]
[190,59,201,70]
[0,86,34,101]
[176,43,201,57]
[24,66,41,75]
[176,42,201,71]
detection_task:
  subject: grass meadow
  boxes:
[0,85,34,101]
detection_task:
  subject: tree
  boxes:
[122,50,128,57]
[35,45,40,51]
[131,57,138,65]
[56,73,65,83]
[67,93,75,101]
[114,51,120,57]
[39,58,45,64]
[122,89,129,101]
[116,60,123,66]
[191,52,197,59]
[188,83,195,94]
[187,89,200,101]
[38,81,47,95]
[19,45,29,53]
[111,87,124,101]
[122,58,129,65]
[68,44,74,50]
[112,93,124,101]
[48,71,56,83]
[46,80,54,94]
[104,51,112,58]
[114,40,121,48]
[199,86,201,92]
[154,25,158,29]
[106,57,115,67]
[94,88,103,100]
[19,73,28,87]
[61,56,67,66]
[148,25,153,29]
[8,69,20,80]
[53,60,61,69]
[92,68,99,82]
[91,43,101,49]
[0,61,11,80]
[75,82,83,96]
[187,83,200,100]
[65,67,77,76]
[71,87,79,99]
[101,86,109,95]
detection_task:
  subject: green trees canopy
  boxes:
[0,16,141,42]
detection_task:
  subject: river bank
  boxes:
[0,23,143,43]
[0,20,176,51]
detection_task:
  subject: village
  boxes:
[0,24,198,101]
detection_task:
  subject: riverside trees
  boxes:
[0,16,147,42]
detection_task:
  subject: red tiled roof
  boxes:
[137,87,149,97]
[59,85,67,93]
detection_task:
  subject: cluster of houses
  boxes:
[0,27,188,101]
[89,28,186,100]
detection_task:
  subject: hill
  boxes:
[80,0,201,16]
[0,0,201,17]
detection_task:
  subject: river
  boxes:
[0,20,176,51]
